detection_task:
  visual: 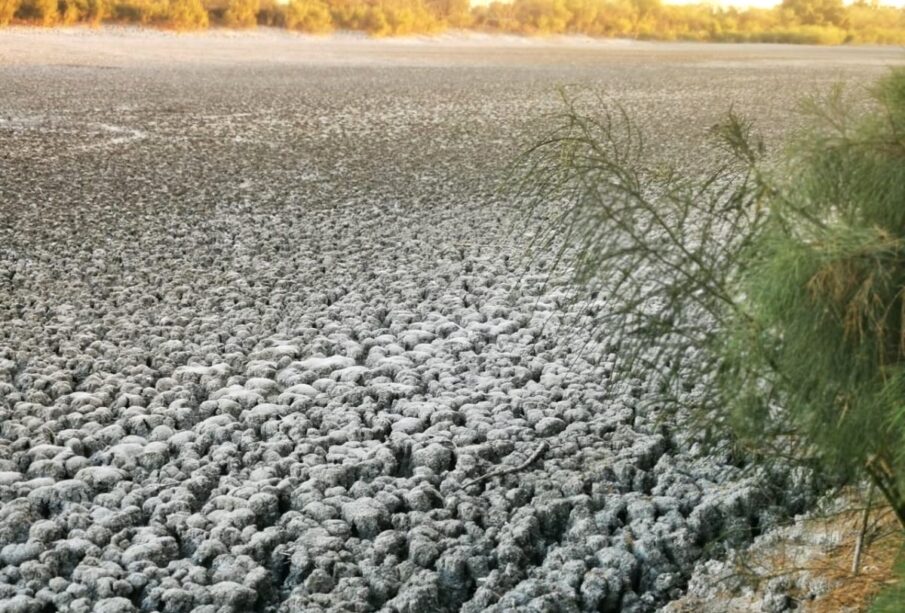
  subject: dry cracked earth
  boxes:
[0,30,902,613]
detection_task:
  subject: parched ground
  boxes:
[0,29,901,613]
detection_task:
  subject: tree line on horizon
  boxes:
[0,0,904,43]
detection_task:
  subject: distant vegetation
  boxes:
[0,0,904,43]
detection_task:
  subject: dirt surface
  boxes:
[2,27,905,67]
[0,29,902,613]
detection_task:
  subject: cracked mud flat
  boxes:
[0,30,902,613]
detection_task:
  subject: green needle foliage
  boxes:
[514,68,905,528]
[871,552,905,611]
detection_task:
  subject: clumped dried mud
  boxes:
[0,30,901,613]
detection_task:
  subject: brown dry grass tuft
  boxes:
[806,506,902,612]
[741,495,904,612]
[663,494,904,613]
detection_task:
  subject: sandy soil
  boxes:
[1,26,903,68]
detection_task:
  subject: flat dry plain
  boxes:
[0,29,902,613]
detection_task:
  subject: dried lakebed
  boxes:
[0,31,901,613]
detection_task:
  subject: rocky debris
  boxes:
[0,32,885,613]
[342,498,391,539]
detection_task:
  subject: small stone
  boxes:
[535,417,566,436]
[304,568,335,594]
[210,581,256,609]
[373,530,406,560]
[94,597,137,613]
[341,498,390,539]
[412,443,454,473]
[1,542,42,566]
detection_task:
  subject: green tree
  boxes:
[515,70,905,527]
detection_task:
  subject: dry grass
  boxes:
[806,506,902,612]
[665,493,904,613]
[743,495,903,612]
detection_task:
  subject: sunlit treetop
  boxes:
[1,0,904,43]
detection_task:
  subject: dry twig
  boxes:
[461,441,550,490]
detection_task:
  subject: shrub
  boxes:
[16,0,58,24]
[757,24,848,44]
[223,0,258,27]
[163,0,208,28]
[782,0,846,26]
[512,0,571,34]
[88,0,109,23]
[110,0,163,23]
[0,0,20,24]
[59,0,81,23]
[359,5,389,34]
[514,69,905,527]
[284,0,332,32]
[322,0,440,36]
[58,0,107,24]
[255,2,281,24]
[426,0,469,27]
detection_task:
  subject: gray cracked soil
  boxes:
[0,30,902,613]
